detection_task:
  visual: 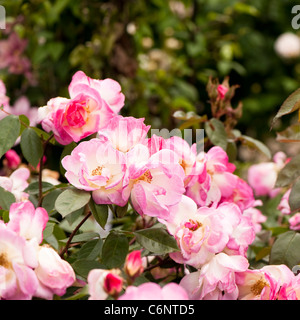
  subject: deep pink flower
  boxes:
[5,149,21,169]
[217,85,229,99]
[88,269,123,300]
[124,250,144,281]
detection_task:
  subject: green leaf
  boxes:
[272,87,300,126]
[0,115,21,159]
[275,154,300,188]
[134,227,179,255]
[101,231,129,269]
[72,259,105,279]
[55,189,91,217]
[270,231,300,269]
[204,118,228,150]
[115,203,128,218]
[42,189,63,213]
[61,232,100,243]
[77,239,103,260]
[20,127,43,167]
[89,200,108,229]
[19,114,30,136]
[0,209,9,223]
[276,123,300,143]
[238,135,271,160]
[0,186,16,210]
[25,181,54,195]
[289,179,300,212]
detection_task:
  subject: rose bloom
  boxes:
[123,145,185,220]
[62,138,127,206]
[217,84,229,99]
[236,264,295,300]
[6,201,48,244]
[0,223,38,300]
[34,245,76,300]
[247,151,288,198]
[0,167,30,202]
[118,282,189,300]
[38,71,124,145]
[185,146,237,207]
[98,115,150,153]
[180,253,249,300]
[88,269,123,300]
[161,196,243,268]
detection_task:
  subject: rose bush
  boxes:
[1,72,300,300]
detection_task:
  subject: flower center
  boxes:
[65,99,88,128]
[137,170,153,183]
[250,278,269,296]
[0,252,11,269]
[184,219,202,231]
[91,165,104,176]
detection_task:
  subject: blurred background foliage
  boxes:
[1,0,300,143]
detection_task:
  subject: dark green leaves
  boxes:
[102,231,129,269]
[20,128,43,168]
[270,231,300,269]
[89,200,108,229]
[289,179,300,212]
[55,189,91,217]
[272,87,300,126]
[205,118,228,150]
[0,115,20,159]
[275,154,300,188]
[134,227,179,255]
[0,186,16,210]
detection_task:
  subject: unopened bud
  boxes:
[217,84,229,100]
[124,250,144,281]
[103,272,123,298]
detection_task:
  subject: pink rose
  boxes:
[0,224,38,300]
[217,84,229,99]
[34,245,76,299]
[180,253,249,300]
[98,115,150,153]
[5,149,21,169]
[123,145,185,219]
[62,138,127,206]
[118,282,189,300]
[7,201,48,244]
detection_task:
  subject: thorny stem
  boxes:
[60,211,92,259]
[37,133,54,207]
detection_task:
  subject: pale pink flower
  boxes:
[185,146,237,207]
[5,149,21,169]
[180,253,249,300]
[0,167,30,202]
[88,269,123,300]
[68,70,125,114]
[289,213,300,231]
[247,151,288,197]
[124,250,144,281]
[118,282,189,300]
[34,245,76,299]
[0,79,9,112]
[0,223,38,300]
[217,84,229,99]
[98,115,150,153]
[145,134,167,156]
[6,201,48,244]
[236,264,294,300]
[243,200,267,233]
[277,189,292,215]
[62,138,127,206]
[123,145,185,219]
[161,196,243,268]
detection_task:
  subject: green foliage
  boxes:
[0,115,20,158]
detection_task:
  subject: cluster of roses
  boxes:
[1,70,300,300]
